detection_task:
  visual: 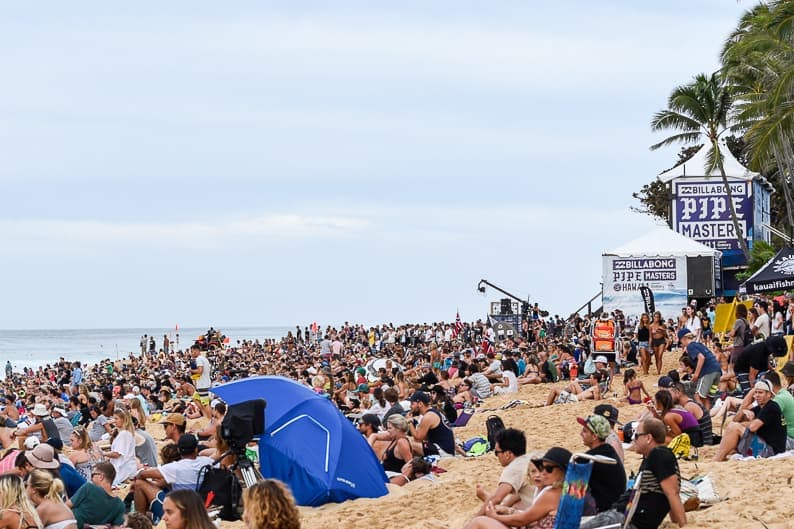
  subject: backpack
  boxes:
[739,318,752,346]
[462,436,489,456]
[197,465,242,521]
[485,415,505,452]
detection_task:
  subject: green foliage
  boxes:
[735,240,777,280]
[631,179,671,221]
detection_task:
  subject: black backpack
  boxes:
[196,465,242,521]
[485,414,505,452]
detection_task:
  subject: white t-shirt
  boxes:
[195,355,212,390]
[159,456,215,490]
[754,313,771,339]
[110,430,137,485]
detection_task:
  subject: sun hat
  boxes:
[577,415,611,441]
[31,404,49,417]
[51,407,67,417]
[531,447,572,472]
[158,413,186,426]
[25,444,59,469]
[677,329,695,341]
[594,356,609,365]
[593,404,620,425]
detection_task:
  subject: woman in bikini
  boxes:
[0,474,42,529]
[25,470,76,529]
[621,368,649,404]
[649,311,668,375]
[636,313,651,375]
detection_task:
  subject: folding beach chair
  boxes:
[579,471,643,529]
[553,453,616,529]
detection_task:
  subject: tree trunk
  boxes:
[776,140,794,239]
[717,157,751,261]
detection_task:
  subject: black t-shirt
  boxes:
[418,371,439,388]
[757,400,786,454]
[735,341,769,373]
[586,443,626,512]
[615,446,679,529]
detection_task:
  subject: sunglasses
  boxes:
[536,464,559,474]
[632,431,651,441]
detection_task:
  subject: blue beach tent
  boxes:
[211,376,388,506]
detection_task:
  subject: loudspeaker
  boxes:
[500,298,513,315]
[687,256,715,298]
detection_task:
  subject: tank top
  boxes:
[668,408,699,431]
[42,418,60,441]
[637,326,650,342]
[381,440,407,473]
[425,408,455,455]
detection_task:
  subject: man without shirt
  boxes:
[474,428,532,514]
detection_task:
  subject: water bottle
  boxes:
[627,471,636,490]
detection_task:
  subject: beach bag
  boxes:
[554,390,578,405]
[668,433,691,459]
[485,415,505,452]
[583,356,596,375]
[462,436,489,457]
[197,465,242,521]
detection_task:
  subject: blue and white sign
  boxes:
[672,179,752,251]
[602,256,687,321]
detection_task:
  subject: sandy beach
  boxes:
[171,353,792,529]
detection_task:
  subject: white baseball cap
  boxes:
[594,355,609,364]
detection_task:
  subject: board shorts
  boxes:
[695,371,721,398]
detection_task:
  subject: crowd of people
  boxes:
[0,292,792,529]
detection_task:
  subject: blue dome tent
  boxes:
[211,376,388,506]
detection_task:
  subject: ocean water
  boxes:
[0,326,293,370]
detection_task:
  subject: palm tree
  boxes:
[650,72,751,260]
[722,1,794,237]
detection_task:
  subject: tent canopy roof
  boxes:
[604,226,722,258]
[739,246,794,294]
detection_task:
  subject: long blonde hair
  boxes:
[113,409,135,433]
[0,474,42,528]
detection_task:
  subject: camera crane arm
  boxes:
[477,279,529,312]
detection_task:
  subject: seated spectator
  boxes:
[68,426,105,482]
[381,388,404,424]
[581,418,686,529]
[44,439,86,498]
[242,479,301,529]
[406,391,455,456]
[161,490,216,529]
[491,361,518,396]
[0,474,41,529]
[26,469,77,529]
[463,447,569,529]
[474,428,532,514]
[66,462,126,529]
[663,380,713,446]
[576,415,626,513]
[388,456,434,486]
[714,379,787,461]
[452,379,476,406]
[430,385,458,424]
[467,365,492,400]
[544,369,609,406]
[374,415,413,475]
[646,390,700,444]
[592,404,624,464]
[132,434,214,524]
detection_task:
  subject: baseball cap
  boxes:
[657,376,674,389]
[677,329,694,341]
[158,413,186,426]
[356,383,370,393]
[594,356,608,364]
[409,391,430,404]
[177,434,199,454]
[577,415,611,440]
[754,379,774,393]
[593,404,619,425]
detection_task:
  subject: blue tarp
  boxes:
[211,376,388,506]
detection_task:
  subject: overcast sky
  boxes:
[0,1,752,330]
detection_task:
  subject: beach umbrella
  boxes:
[211,376,388,506]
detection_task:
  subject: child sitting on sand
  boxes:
[621,369,649,404]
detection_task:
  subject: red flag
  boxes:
[454,310,463,337]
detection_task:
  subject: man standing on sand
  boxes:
[189,344,212,396]
[678,330,721,411]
